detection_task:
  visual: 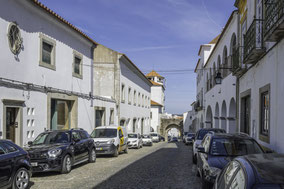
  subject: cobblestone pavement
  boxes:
[30,142,201,189]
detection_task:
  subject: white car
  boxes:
[185,133,195,145]
[128,133,143,149]
[150,133,160,142]
[142,134,153,146]
[91,126,128,157]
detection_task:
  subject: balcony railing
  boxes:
[264,0,284,41]
[244,19,266,64]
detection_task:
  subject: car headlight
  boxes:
[107,139,115,144]
[209,167,221,178]
[48,148,62,158]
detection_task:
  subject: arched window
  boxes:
[223,46,228,77]
[217,55,221,76]
[230,33,237,70]
[213,63,216,86]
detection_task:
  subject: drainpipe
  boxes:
[90,44,96,107]
[236,12,240,132]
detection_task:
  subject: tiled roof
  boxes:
[146,70,164,78]
[209,34,221,44]
[30,0,97,45]
[151,100,163,107]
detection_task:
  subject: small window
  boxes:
[128,88,132,104]
[119,129,123,138]
[133,90,137,105]
[39,33,56,70]
[109,109,114,125]
[260,91,269,136]
[72,131,81,140]
[80,131,89,139]
[1,142,18,153]
[121,84,125,103]
[73,51,83,79]
[138,93,141,106]
[8,22,22,55]
[142,94,144,107]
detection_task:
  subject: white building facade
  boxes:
[146,71,165,133]
[234,0,284,153]
[93,45,152,135]
[194,11,239,134]
[0,0,116,146]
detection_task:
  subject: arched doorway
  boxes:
[214,103,220,128]
[221,101,227,132]
[206,106,213,128]
[165,124,182,141]
[228,98,236,133]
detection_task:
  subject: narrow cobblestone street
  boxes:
[30,142,201,189]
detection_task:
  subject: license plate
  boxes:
[31,162,38,167]
[96,148,103,151]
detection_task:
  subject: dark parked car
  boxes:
[192,128,226,164]
[0,140,32,189]
[25,129,96,174]
[214,153,284,189]
[196,133,264,189]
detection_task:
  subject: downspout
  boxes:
[91,44,96,107]
[236,12,240,132]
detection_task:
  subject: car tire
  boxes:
[113,147,119,157]
[13,167,30,189]
[89,148,96,163]
[192,154,197,164]
[201,172,211,189]
[124,146,128,154]
[196,169,200,177]
[61,154,72,174]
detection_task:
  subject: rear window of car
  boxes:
[197,129,225,140]
[80,131,90,139]
[210,138,263,156]
[128,134,138,138]
[0,142,18,153]
[151,134,158,136]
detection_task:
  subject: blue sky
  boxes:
[40,0,235,114]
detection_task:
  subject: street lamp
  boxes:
[215,72,223,85]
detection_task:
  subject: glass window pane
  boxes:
[74,57,81,74]
[42,42,52,64]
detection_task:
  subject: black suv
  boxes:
[196,133,264,189]
[0,140,32,189]
[25,129,96,174]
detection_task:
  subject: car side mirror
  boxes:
[28,141,33,146]
[197,146,206,153]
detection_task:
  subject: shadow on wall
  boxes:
[93,142,200,189]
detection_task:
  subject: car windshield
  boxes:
[143,135,151,139]
[197,130,225,140]
[33,132,70,145]
[187,133,194,137]
[151,133,158,136]
[128,134,138,138]
[210,138,263,156]
[91,129,117,138]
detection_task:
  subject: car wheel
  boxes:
[89,148,96,163]
[140,144,143,148]
[124,146,128,154]
[201,172,211,189]
[13,167,30,189]
[113,147,119,157]
[61,154,72,174]
[192,154,197,164]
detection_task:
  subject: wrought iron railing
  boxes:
[244,19,264,63]
[231,47,240,72]
[264,0,284,38]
